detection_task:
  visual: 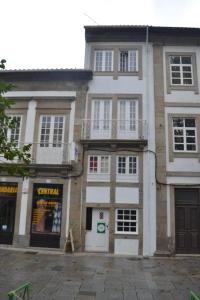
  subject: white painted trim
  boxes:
[68,101,75,143]
[5,91,76,98]
[66,179,71,237]
[167,177,200,184]
[25,100,37,145]
[167,185,171,237]
[19,179,29,235]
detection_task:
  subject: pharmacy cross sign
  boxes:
[97,222,106,233]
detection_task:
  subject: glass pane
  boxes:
[181,56,192,64]
[185,119,195,127]
[183,66,191,72]
[171,66,180,71]
[173,118,184,127]
[31,184,63,234]
[187,144,196,151]
[183,79,192,84]
[175,144,184,150]
[170,56,180,64]
[172,79,181,84]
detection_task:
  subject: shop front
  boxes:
[30,183,63,248]
[0,182,18,245]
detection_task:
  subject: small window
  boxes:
[115,209,138,234]
[86,207,92,230]
[117,156,137,175]
[119,50,138,72]
[170,55,193,85]
[88,156,110,174]
[94,50,113,72]
[173,118,197,152]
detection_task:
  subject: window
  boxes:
[117,156,137,175]
[170,55,193,85]
[117,99,138,139]
[8,116,22,147]
[86,207,92,230]
[94,50,113,72]
[88,156,110,174]
[91,99,112,139]
[173,118,197,152]
[119,50,138,72]
[40,115,64,147]
[115,209,138,234]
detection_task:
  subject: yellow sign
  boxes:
[0,186,17,193]
[37,188,59,195]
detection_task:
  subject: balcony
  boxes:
[32,142,71,165]
[0,143,77,166]
[81,119,147,146]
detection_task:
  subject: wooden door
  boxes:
[175,189,200,254]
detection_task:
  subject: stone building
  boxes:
[1,25,200,256]
[0,69,92,249]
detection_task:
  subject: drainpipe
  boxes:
[144,25,156,256]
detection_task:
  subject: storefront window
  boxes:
[31,184,63,235]
[0,183,17,238]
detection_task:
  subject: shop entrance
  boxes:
[0,183,17,245]
[85,208,109,252]
[175,189,200,254]
[30,183,63,248]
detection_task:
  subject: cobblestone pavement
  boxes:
[1,249,200,300]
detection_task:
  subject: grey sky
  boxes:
[1,0,200,70]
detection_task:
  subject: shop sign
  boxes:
[0,185,17,194]
[97,222,106,234]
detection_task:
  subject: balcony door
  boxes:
[91,100,112,139]
[117,100,138,139]
[37,115,65,164]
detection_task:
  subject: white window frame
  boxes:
[91,99,112,139]
[118,49,138,72]
[116,155,138,182]
[7,115,22,147]
[94,50,113,72]
[170,55,193,86]
[39,115,65,148]
[173,117,197,152]
[87,155,110,182]
[115,209,138,234]
[117,99,138,139]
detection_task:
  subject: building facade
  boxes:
[1,25,200,256]
[152,27,200,255]
[0,69,92,249]
[81,26,156,256]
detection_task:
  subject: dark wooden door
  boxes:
[175,189,200,254]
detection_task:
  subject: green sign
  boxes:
[97,222,106,233]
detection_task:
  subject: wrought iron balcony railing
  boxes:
[81,119,148,140]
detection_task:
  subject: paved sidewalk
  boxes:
[1,249,200,300]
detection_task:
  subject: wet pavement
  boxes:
[0,249,200,300]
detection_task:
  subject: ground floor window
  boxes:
[115,209,138,234]
[31,183,63,235]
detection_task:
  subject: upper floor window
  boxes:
[170,55,193,85]
[173,118,197,152]
[91,99,112,139]
[117,156,137,175]
[115,209,138,234]
[8,116,22,147]
[88,155,110,174]
[119,50,138,72]
[39,115,64,147]
[117,99,138,139]
[94,50,113,72]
